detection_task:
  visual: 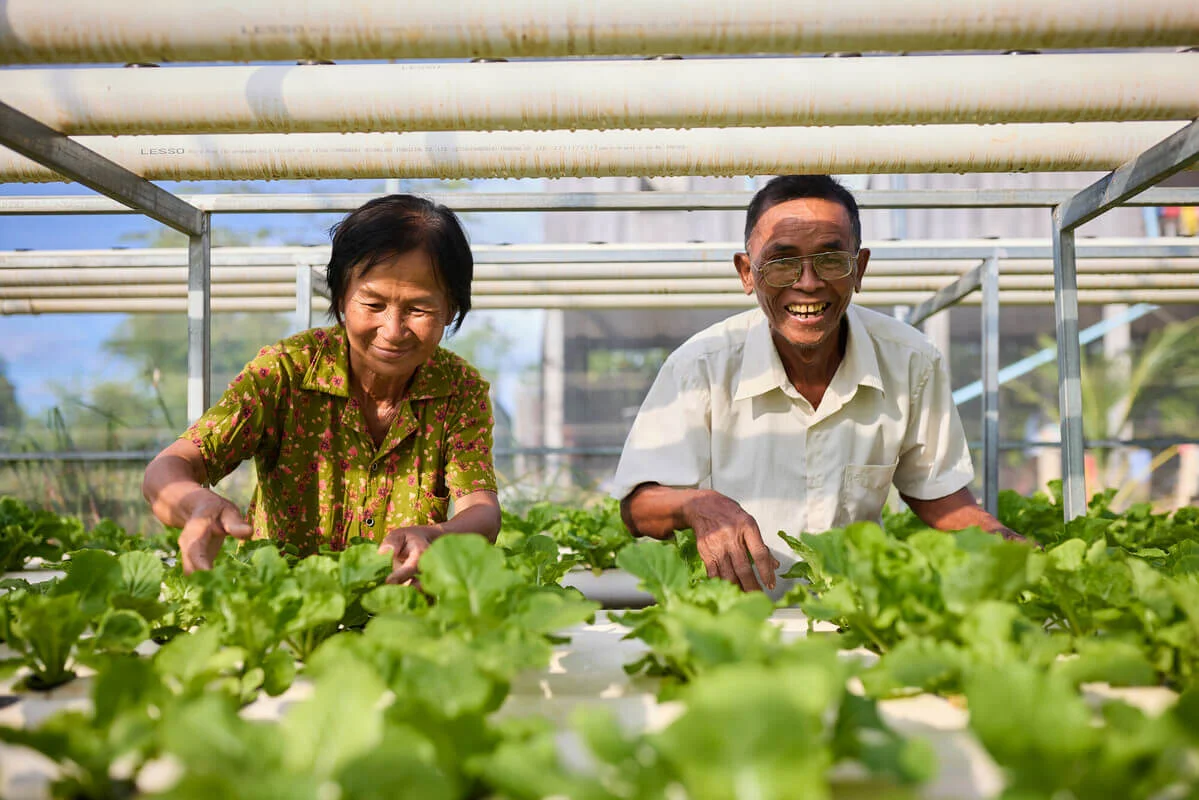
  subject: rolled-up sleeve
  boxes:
[893,350,974,500]
[609,356,712,501]
[182,347,286,487]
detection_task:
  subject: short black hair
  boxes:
[325,194,473,333]
[743,175,862,250]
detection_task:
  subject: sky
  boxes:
[0,177,547,418]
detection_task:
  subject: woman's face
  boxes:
[341,249,451,387]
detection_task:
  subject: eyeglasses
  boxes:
[753,251,858,287]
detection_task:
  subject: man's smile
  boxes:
[784,301,831,321]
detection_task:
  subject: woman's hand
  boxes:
[378,526,440,585]
[178,491,253,574]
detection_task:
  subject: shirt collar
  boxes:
[301,326,352,397]
[301,325,455,401]
[835,304,886,396]
[732,305,885,402]
[733,311,790,402]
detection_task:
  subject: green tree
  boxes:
[97,312,294,437]
[441,315,517,384]
[0,356,23,431]
[1005,316,1199,499]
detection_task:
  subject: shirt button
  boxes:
[365,517,375,528]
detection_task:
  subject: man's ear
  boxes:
[853,248,870,293]
[734,252,755,295]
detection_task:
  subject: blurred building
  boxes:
[516,173,1199,507]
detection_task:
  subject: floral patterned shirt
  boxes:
[183,325,497,554]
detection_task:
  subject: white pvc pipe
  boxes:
[5,259,1198,287]
[5,290,1199,315]
[0,247,330,268]
[0,123,1187,182]
[5,55,1197,134]
[4,243,1197,267]
[0,267,303,285]
[7,274,1199,299]
[2,283,302,298]
[6,188,1199,215]
[4,240,1197,267]
[475,290,1199,307]
[1,1,1196,63]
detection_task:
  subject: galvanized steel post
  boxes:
[187,213,212,424]
[295,262,313,332]
[1052,117,1199,521]
[981,253,1001,516]
[1051,215,1087,520]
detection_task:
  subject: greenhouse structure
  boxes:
[0,3,1198,799]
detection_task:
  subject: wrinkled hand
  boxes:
[997,525,1036,547]
[684,490,780,592]
[178,491,253,574]
[378,526,438,585]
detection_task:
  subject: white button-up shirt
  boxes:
[610,304,974,588]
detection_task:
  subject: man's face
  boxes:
[734,197,869,356]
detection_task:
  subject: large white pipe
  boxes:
[1,1,1196,63]
[9,276,1199,300]
[5,290,1199,315]
[4,242,1197,267]
[5,260,1198,287]
[2,284,303,298]
[0,267,303,285]
[5,55,1197,135]
[7,274,1199,298]
[0,123,1187,182]
[7,188,1199,215]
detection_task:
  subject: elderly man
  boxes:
[611,175,1022,594]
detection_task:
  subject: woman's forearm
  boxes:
[433,491,502,541]
[142,439,217,528]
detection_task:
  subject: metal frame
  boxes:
[980,255,1001,516]
[0,101,214,423]
[904,253,1002,516]
[1051,117,1199,520]
[6,240,1199,265]
[4,188,1199,215]
[1,97,1196,511]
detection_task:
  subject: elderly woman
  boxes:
[143,195,501,582]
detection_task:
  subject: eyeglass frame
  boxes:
[750,250,861,287]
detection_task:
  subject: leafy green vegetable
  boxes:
[501,498,633,573]
[0,495,83,570]
[966,663,1199,799]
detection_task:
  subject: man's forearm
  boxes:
[901,487,1015,536]
[620,483,701,539]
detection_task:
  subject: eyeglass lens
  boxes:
[759,253,854,286]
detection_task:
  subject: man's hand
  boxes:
[378,526,439,585]
[995,525,1032,545]
[178,492,253,574]
[683,490,780,592]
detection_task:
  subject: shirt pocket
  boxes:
[835,462,898,528]
[416,491,451,526]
